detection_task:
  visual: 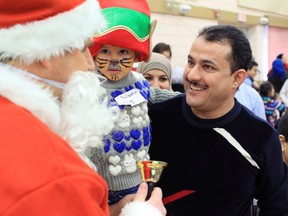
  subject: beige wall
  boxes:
[148,0,288,81]
[151,13,266,75]
[151,13,216,69]
[239,0,288,16]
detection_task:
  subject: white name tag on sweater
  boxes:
[115,89,145,106]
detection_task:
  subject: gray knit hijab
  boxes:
[137,52,172,89]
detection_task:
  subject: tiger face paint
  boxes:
[95,45,138,81]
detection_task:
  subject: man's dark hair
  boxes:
[198,25,252,73]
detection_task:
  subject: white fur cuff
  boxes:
[120,201,163,216]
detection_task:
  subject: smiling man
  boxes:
[148,25,288,216]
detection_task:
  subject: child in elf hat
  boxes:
[87,0,178,205]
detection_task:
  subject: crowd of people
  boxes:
[1,0,288,216]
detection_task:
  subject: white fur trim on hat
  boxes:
[120,201,163,216]
[0,0,106,64]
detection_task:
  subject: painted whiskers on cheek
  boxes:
[107,56,134,80]
[96,57,109,70]
[96,56,134,81]
[96,57,119,80]
[110,74,120,80]
[120,56,134,68]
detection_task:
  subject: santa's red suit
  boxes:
[0,63,161,216]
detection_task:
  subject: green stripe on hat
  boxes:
[100,7,150,39]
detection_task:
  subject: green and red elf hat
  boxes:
[90,0,155,62]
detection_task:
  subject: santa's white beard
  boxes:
[60,71,118,170]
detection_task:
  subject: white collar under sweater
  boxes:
[0,63,61,133]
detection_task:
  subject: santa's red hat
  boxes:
[89,0,152,62]
[0,0,106,64]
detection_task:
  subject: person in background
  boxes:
[276,112,288,165]
[152,42,172,60]
[171,66,185,93]
[137,52,173,90]
[148,25,288,215]
[259,81,285,127]
[0,0,166,215]
[244,60,260,91]
[153,42,186,92]
[268,53,287,93]
[279,78,288,108]
[235,83,266,120]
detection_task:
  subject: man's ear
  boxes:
[279,134,286,151]
[232,69,246,88]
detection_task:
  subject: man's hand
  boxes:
[109,193,135,216]
[110,182,166,216]
[133,182,166,215]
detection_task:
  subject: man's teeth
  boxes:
[191,85,207,91]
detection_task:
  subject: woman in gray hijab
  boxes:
[138,52,172,90]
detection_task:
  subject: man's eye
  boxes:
[187,60,195,67]
[204,65,213,70]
